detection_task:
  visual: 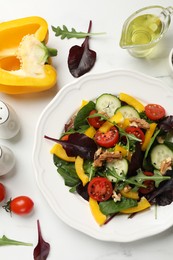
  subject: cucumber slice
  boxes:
[116,105,139,119]
[107,158,128,182]
[96,94,121,117]
[150,144,173,170]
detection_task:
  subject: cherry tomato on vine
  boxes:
[88,177,113,202]
[3,196,34,215]
[145,104,165,121]
[125,126,145,143]
[94,126,119,148]
[139,171,155,195]
[0,183,6,202]
[87,109,105,129]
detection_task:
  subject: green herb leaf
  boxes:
[53,155,80,187]
[0,235,32,246]
[51,25,106,39]
[99,197,137,215]
[130,169,171,188]
[74,101,95,129]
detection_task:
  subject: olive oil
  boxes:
[124,14,162,46]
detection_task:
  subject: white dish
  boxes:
[33,69,173,242]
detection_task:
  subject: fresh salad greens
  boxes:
[45,92,173,225]
[52,21,105,78]
[52,24,105,39]
[0,235,32,246]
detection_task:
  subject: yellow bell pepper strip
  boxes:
[114,144,129,157]
[120,197,151,214]
[85,126,96,138]
[75,156,89,186]
[0,16,57,94]
[80,100,88,109]
[120,189,139,200]
[89,197,107,226]
[99,111,124,133]
[119,93,145,113]
[50,143,76,162]
[141,123,157,151]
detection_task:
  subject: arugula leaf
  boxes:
[130,169,171,188]
[52,25,105,39]
[106,167,170,188]
[99,197,137,215]
[0,235,32,246]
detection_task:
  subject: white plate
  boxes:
[33,69,173,242]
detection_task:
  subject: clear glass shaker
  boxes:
[0,101,20,139]
[0,145,15,176]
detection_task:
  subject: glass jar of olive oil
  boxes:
[120,6,173,58]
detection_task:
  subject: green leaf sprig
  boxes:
[52,25,106,39]
[0,235,32,246]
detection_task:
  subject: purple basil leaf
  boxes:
[147,170,173,206]
[158,115,173,133]
[127,143,144,177]
[68,20,96,78]
[76,182,89,201]
[44,133,97,160]
[34,220,50,260]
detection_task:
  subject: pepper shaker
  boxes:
[0,145,15,176]
[0,101,20,139]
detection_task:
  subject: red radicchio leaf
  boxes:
[68,20,96,77]
[44,133,97,160]
[33,220,50,260]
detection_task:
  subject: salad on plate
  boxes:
[45,92,173,225]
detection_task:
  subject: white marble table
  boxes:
[0,0,173,259]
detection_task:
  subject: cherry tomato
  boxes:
[145,104,166,121]
[125,126,145,143]
[88,177,113,202]
[0,183,6,202]
[139,171,155,195]
[3,196,34,215]
[87,110,105,129]
[94,126,119,148]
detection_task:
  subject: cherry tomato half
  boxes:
[87,110,105,129]
[139,171,155,195]
[125,126,145,143]
[4,196,34,215]
[94,126,119,148]
[0,183,6,202]
[145,104,166,121]
[88,177,113,202]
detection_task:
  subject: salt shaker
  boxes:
[0,101,20,139]
[0,145,15,176]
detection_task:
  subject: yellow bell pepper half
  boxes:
[0,16,57,94]
[89,197,107,226]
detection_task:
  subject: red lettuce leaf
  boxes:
[68,20,96,78]
[147,170,173,206]
[158,115,173,133]
[44,133,97,160]
[33,220,50,260]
